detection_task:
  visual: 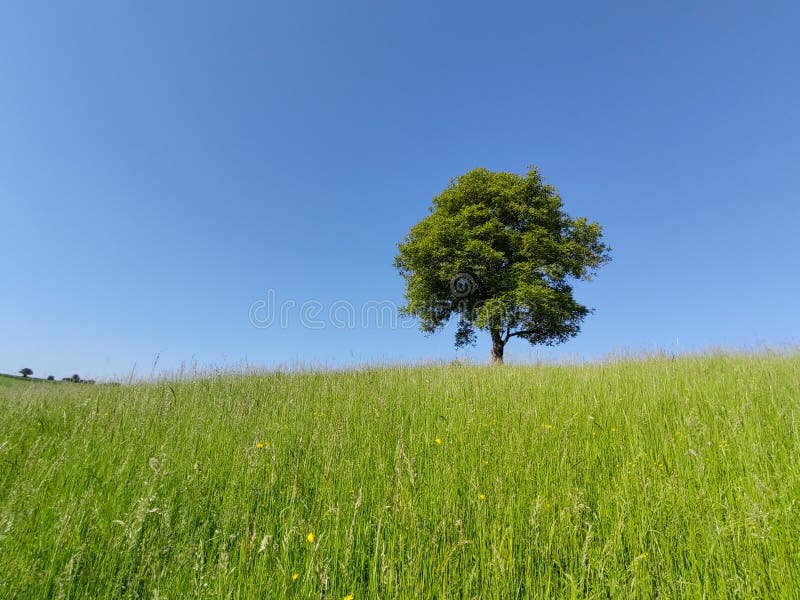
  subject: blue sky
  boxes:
[1,1,798,380]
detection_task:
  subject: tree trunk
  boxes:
[490,329,505,364]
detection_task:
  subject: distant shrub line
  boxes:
[10,368,95,384]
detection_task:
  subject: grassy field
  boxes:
[0,353,798,598]
[0,373,58,386]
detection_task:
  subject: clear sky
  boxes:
[1,1,798,380]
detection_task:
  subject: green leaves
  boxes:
[395,166,611,361]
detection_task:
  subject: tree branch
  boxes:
[507,329,538,339]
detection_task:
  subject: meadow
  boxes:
[0,352,798,598]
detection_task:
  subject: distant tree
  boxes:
[395,166,611,363]
[19,368,33,378]
[71,374,81,383]
[47,375,55,381]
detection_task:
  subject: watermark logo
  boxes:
[249,272,495,331]
[248,290,416,331]
[450,273,477,298]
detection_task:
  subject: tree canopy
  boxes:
[394,166,611,362]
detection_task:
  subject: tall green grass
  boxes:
[0,353,798,598]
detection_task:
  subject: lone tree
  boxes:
[19,367,33,378]
[394,166,611,363]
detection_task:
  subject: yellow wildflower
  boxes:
[479,494,486,501]
[292,573,299,581]
[306,532,315,543]
[435,438,442,445]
